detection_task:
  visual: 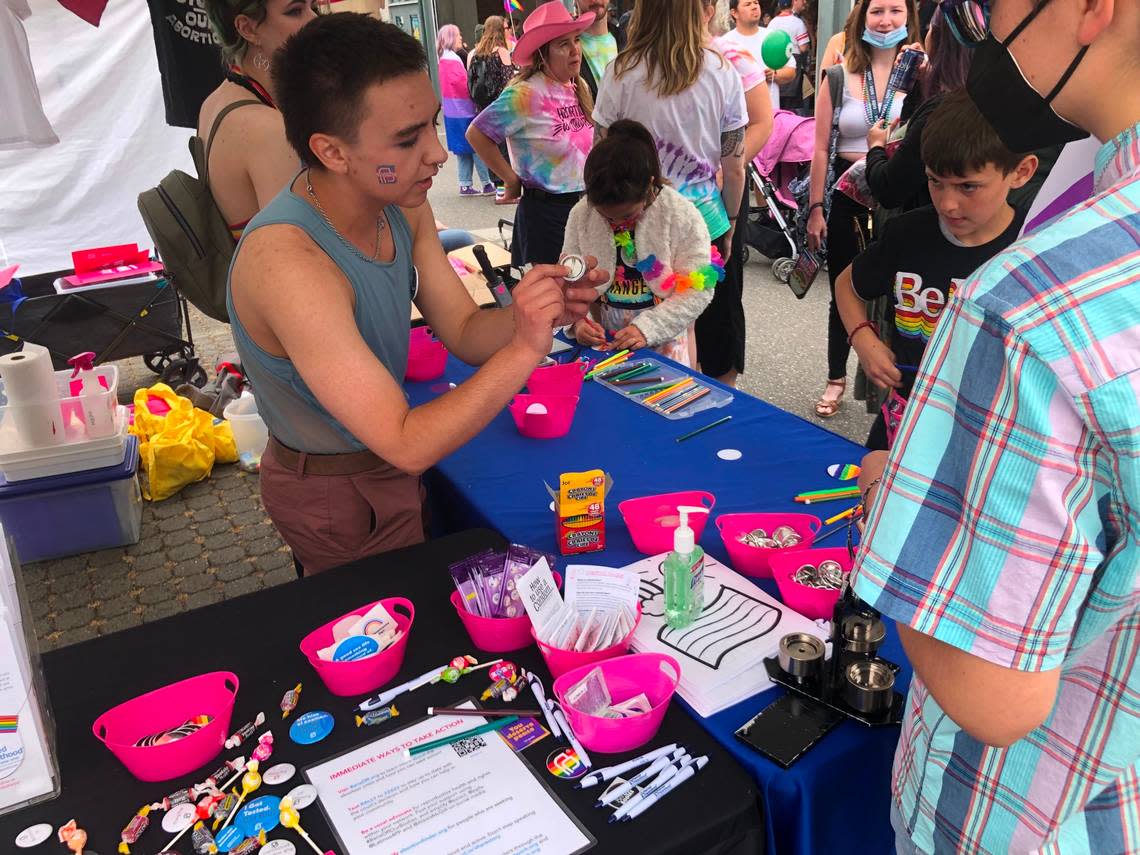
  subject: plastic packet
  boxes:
[610,693,652,718]
[449,554,485,615]
[564,666,612,716]
[498,544,557,618]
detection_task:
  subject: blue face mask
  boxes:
[862,26,908,49]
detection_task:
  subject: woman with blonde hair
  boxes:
[438,24,493,195]
[468,15,517,111]
[593,0,747,385]
[467,2,596,265]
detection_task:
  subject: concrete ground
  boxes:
[22,143,874,651]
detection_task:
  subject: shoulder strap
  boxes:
[826,65,844,114]
[203,99,263,187]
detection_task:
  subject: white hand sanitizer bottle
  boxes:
[664,505,709,629]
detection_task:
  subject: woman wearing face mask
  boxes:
[200,0,317,240]
[467,2,596,265]
[805,0,919,418]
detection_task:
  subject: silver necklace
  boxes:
[305,169,386,262]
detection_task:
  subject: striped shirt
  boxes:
[853,121,1140,854]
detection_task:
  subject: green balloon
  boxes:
[761,29,793,70]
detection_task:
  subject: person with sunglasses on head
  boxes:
[851,0,1140,849]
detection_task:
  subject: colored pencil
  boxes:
[664,387,711,414]
[795,486,862,499]
[644,378,692,405]
[610,363,655,382]
[675,415,732,442]
[406,716,519,757]
[427,707,543,718]
[585,349,630,378]
[655,385,701,409]
[586,356,632,380]
[627,379,684,396]
[612,374,664,387]
[824,504,861,525]
[813,519,849,544]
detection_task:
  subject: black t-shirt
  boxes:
[146,0,224,129]
[851,204,1025,397]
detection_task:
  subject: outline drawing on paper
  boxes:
[639,568,784,670]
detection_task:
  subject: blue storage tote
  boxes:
[0,436,141,564]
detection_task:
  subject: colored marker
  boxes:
[576,743,681,789]
[405,716,518,758]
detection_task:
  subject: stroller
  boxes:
[743,109,816,284]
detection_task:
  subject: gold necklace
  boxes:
[305,169,386,262]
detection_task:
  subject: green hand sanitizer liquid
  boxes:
[664,505,708,628]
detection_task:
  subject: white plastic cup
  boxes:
[222,394,268,459]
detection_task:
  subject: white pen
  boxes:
[526,670,561,740]
[576,743,680,789]
[356,664,441,711]
[549,702,592,769]
[596,749,687,807]
[621,756,709,821]
[611,754,700,821]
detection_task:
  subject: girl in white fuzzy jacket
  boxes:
[562,120,724,368]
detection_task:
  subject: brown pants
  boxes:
[259,438,427,575]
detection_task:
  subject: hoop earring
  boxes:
[253,51,270,71]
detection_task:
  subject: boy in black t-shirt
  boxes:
[836,92,1039,450]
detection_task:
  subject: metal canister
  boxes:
[778,632,826,680]
[843,659,895,714]
[889,48,925,96]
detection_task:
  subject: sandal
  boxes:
[815,378,846,418]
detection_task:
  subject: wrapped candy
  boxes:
[151,787,197,811]
[229,831,267,855]
[217,761,262,833]
[252,731,274,763]
[118,806,150,854]
[355,705,399,727]
[191,821,219,855]
[211,792,239,831]
[57,820,87,855]
[226,712,266,749]
[280,683,302,719]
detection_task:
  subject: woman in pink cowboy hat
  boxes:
[467,1,598,266]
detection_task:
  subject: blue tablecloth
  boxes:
[406,351,912,855]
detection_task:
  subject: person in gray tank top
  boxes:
[227,14,604,575]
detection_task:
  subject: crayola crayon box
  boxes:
[555,469,606,555]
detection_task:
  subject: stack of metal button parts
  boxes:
[736,525,801,550]
[791,559,846,591]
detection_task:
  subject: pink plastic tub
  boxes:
[618,491,716,555]
[553,653,680,754]
[770,546,853,620]
[406,328,448,381]
[450,572,563,653]
[527,361,587,397]
[508,394,579,439]
[533,604,642,679]
[716,512,821,578]
[299,597,414,696]
[92,671,238,782]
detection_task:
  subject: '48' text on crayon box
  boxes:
[555,469,606,556]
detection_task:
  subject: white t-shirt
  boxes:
[718,25,796,111]
[768,13,811,54]
[594,49,747,240]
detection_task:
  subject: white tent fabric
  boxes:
[0,0,194,274]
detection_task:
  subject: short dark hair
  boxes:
[584,119,665,207]
[273,14,428,168]
[921,90,1027,177]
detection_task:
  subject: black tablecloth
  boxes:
[0,530,763,854]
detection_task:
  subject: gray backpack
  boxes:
[137,99,260,323]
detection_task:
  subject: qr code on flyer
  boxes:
[451,735,487,757]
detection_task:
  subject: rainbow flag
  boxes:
[504,0,523,13]
[0,715,18,733]
[827,463,861,481]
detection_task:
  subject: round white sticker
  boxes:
[15,824,53,848]
[161,802,197,833]
[285,783,317,810]
[261,841,297,855]
[717,448,743,461]
[263,762,296,786]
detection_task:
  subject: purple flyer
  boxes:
[498,717,550,752]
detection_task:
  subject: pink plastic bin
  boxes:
[716,512,821,578]
[405,328,448,382]
[533,604,642,679]
[299,597,415,696]
[553,653,680,754]
[450,572,563,653]
[770,546,853,619]
[92,671,238,782]
[619,491,716,555]
[527,361,587,397]
[508,394,579,439]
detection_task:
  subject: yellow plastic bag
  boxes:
[129,383,238,501]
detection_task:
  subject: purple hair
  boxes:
[923,7,972,98]
[435,23,462,58]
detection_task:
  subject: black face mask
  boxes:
[966,0,1090,152]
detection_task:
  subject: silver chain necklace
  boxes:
[305,169,386,262]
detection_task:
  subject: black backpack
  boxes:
[137,99,260,323]
[468,55,498,110]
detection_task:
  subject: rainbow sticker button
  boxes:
[546,747,588,780]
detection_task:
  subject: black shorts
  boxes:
[695,185,747,377]
[510,189,581,266]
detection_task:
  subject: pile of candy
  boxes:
[792,559,847,591]
[735,525,802,550]
[450,544,555,619]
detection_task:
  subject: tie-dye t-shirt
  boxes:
[471,73,592,194]
[712,35,766,94]
[594,50,746,239]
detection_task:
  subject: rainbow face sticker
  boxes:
[546,747,588,779]
[376,165,398,185]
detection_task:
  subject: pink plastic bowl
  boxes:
[508,394,579,439]
[450,572,563,653]
[527,361,587,397]
[533,604,643,679]
[406,328,448,381]
[299,597,415,696]
[770,546,853,620]
[715,512,821,578]
[92,671,238,782]
[618,491,716,555]
[553,653,680,754]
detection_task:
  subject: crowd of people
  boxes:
[193,0,1138,851]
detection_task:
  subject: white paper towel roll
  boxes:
[0,344,64,447]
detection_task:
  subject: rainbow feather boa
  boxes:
[612,230,723,292]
